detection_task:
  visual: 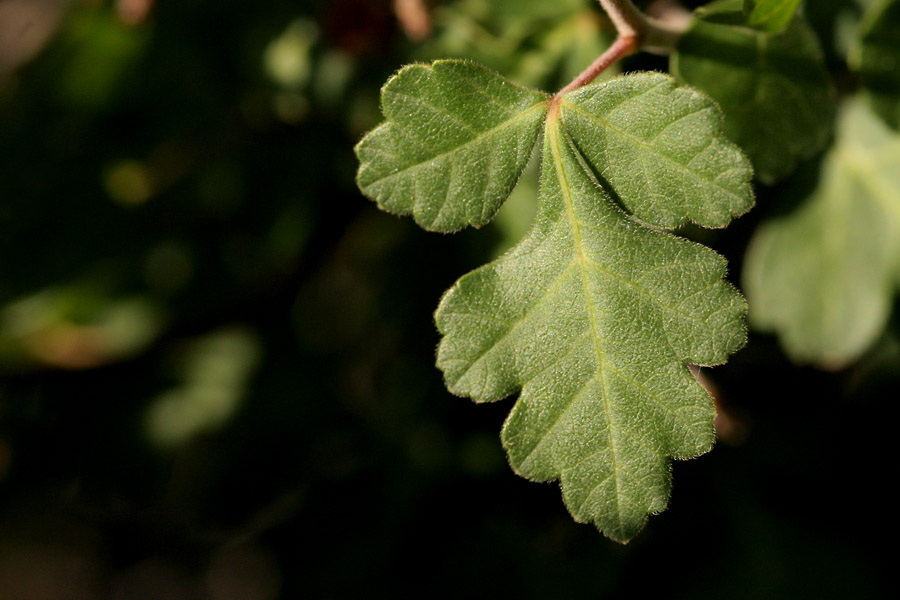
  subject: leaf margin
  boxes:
[354,59,551,232]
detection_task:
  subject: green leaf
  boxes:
[560,75,753,228]
[671,0,834,183]
[435,73,751,542]
[355,60,548,232]
[745,0,804,33]
[743,99,900,368]
[853,0,900,128]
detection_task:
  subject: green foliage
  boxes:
[745,0,804,32]
[742,0,900,367]
[853,0,900,128]
[3,0,899,594]
[359,63,753,541]
[743,99,900,368]
[559,77,753,228]
[419,0,617,90]
[357,0,900,545]
[355,61,548,231]
[672,0,834,183]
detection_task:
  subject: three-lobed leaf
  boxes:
[743,99,900,368]
[357,61,754,542]
[437,74,750,542]
[671,0,834,183]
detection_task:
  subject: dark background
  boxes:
[0,1,894,598]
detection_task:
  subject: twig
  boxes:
[555,0,688,98]
[555,35,637,98]
[598,0,685,54]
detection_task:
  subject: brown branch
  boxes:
[555,34,637,98]
[554,0,689,97]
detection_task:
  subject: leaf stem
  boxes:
[555,35,637,98]
[555,0,688,98]
[599,0,685,53]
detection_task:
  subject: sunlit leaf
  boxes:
[355,60,548,231]
[560,75,753,228]
[743,99,900,368]
[672,0,834,183]
[428,72,751,541]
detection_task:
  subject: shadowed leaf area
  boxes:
[672,0,835,183]
[744,98,900,368]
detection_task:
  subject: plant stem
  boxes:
[555,0,688,98]
[555,35,637,97]
[597,0,643,38]
[599,0,685,53]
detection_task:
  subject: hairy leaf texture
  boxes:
[355,60,548,232]
[672,0,834,183]
[560,76,753,228]
[357,61,753,542]
[744,99,900,368]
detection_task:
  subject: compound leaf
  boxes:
[745,0,803,33]
[435,73,751,542]
[355,60,548,232]
[743,99,900,368]
[671,0,834,183]
[853,0,900,129]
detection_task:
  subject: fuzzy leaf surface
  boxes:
[559,75,753,228]
[744,99,900,368]
[745,0,803,32]
[435,73,751,542]
[355,60,548,232]
[854,0,900,128]
[671,0,834,183]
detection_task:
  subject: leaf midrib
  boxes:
[547,114,625,530]
[363,102,548,186]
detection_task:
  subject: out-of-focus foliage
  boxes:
[744,0,803,32]
[419,0,616,90]
[736,0,900,367]
[744,99,900,368]
[0,0,895,598]
[852,0,900,127]
[672,0,834,183]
